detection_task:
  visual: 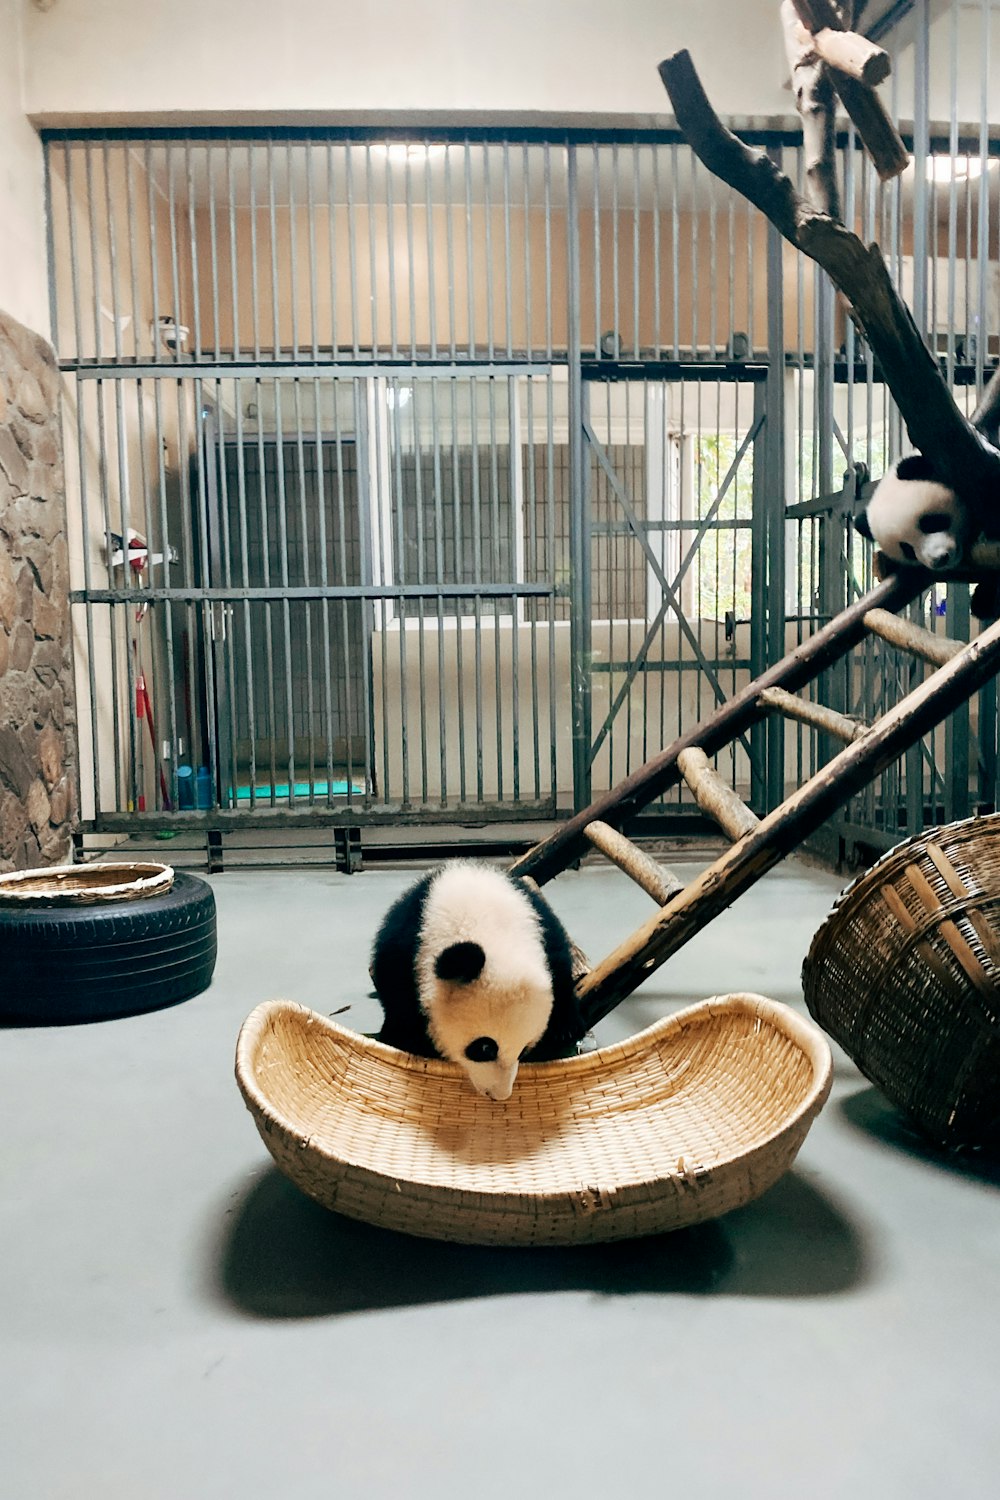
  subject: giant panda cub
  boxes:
[855,454,971,572]
[370,861,583,1100]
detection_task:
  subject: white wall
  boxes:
[23,0,792,126]
[0,0,48,337]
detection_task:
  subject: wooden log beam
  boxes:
[577,613,1000,1026]
[781,1,840,216]
[757,685,869,742]
[791,0,891,86]
[813,28,890,87]
[582,820,685,905]
[676,748,761,841]
[510,570,929,888]
[657,49,1000,516]
[863,608,964,667]
[791,0,906,179]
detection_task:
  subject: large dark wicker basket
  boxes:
[802,813,1000,1150]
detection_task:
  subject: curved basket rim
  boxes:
[0,861,175,907]
[803,810,1000,977]
[235,993,833,1207]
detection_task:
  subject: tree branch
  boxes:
[658,48,1000,516]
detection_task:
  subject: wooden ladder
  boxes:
[510,570,1000,1029]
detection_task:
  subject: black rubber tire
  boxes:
[0,869,217,1025]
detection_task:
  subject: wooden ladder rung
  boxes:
[864,608,964,667]
[757,686,869,743]
[582,820,684,905]
[676,746,760,842]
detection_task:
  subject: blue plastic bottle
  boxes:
[176,764,194,809]
[195,766,213,809]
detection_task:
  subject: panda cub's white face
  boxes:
[863,454,969,571]
[417,865,554,1100]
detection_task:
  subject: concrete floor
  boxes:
[3,856,999,1499]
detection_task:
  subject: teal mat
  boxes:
[229,780,363,802]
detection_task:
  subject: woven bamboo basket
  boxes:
[0,861,174,906]
[802,813,1000,1149]
[235,993,832,1247]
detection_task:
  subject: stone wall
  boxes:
[0,309,76,872]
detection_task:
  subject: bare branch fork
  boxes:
[658,47,1000,528]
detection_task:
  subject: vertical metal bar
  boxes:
[233,384,257,809]
[326,142,340,359]
[227,140,241,361]
[430,378,448,804]
[765,213,787,811]
[409,381,430,804]
[94,378,123,807]
[254,382,278,805]
[464,141,476,360]
[503,140,514,359]
[483,145,496,359]
[152,381,179,801]
[306,140,319,362]
[385,142,399,359]
[267,139,281,357]
[632,144,641,360]
[271,382,296,804]
[345,145,361,358]
[366,144,383,359]
[73,373,103,814]
[291,379,316,801]
[287,140,301,361]
[206,145,221,363]
[388,378,410,805]
[248,142,261,362]
[908,0,932,838]
[449,377,468,802]
[425,144,438,361]
[63,143,83,361]
[123,145,141,361]
[487,377,504,801]
[184,138,203,361]
[404,147,418,360]
[566,148,591,812]
[445,144,457,361]
[592,143,601,356]
[325,379,346,803]
[469,374,485,802]
[671,142,680,360]
[652,145,661,358]
[83,141,103,362]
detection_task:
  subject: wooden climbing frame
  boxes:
[510,570,1000,1029]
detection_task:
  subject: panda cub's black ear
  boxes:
[435,942,486,984]
[854,508,873,541]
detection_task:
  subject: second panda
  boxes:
[370,861,584,1100]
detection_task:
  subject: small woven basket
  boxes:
[803,813,1000,1149]
[0,861,174,907]
[236,993,832,1247]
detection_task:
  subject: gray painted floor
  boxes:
[3,858,999,1500]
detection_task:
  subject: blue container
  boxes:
[176,764,194,809]
[195,766,213,810]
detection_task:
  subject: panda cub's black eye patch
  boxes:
[918,512,953,535]
[465,1036,499,1063]
[899,541,917,561]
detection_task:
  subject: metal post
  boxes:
[566,147,592,813]
[765,216,787,814]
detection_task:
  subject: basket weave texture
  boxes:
[235,994,832,1246]
[0,861,174,907]
[802,813,1000,1148]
